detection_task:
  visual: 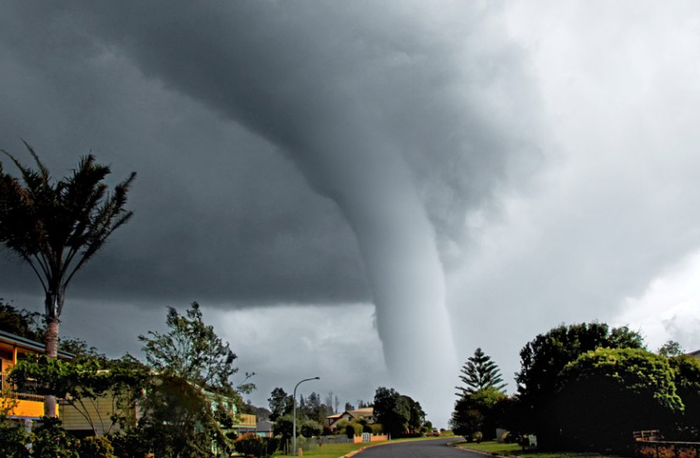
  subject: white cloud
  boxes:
[614,249,700,353]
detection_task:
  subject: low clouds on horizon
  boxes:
[2,1,700,426]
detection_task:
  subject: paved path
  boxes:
[355,438,484,458]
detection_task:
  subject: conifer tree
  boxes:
[456,347,506,398]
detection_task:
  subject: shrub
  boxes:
[363,424,373,434]
[78,436,116,458]
[370,424,383,435]
[30,417,80,458]
[234,432,277,458]
[551,348,683,453]
[0,418,29,458]
[109,429,152,458]
[472,431,483,443]
[301,420,323,438]
[346,422,362,438]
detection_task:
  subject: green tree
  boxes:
[0,143,135,417]
[268,387,294,422]
[515,323,644,445]
[451,387,506,442]
[0,299,43,341]
[550,348,683,453]
[658,340,684,357]
[373,387,424,437]
[456,348,506,398]
[669,354,700,440]
[138,302,253,457]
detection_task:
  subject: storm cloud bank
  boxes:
[0,1,540,419]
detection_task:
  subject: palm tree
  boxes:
[0,140,135,417]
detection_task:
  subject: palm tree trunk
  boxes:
[44,288,64,418]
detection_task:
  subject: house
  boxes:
[62,383,257,438]
[0,329,73,423]
[325,407,375,430]
[256,419,274,437]
[688,349,700,360]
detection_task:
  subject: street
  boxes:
[356,439,483,458]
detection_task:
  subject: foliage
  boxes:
[273,414,298,442]
[233,433,278,458]
[451,387,507,442]
[658,340,684,357]
[0,417,30,457]
[370,423,383,435]
[0,300,43,341]
[373,387,425,437]
[515,322,644,444]
[550,348,682,453]
[669,355,700,440]
[78,436,116,458]
[10,354,149,435]
[140,302,244,395]
[346,424,356,439]
[456,348,507,397]
[301,419,323,438]
[30,417,80,458]
[109,428,152,458]
[268,387,294,421]
[134,302,252,457]
[299,391,334,423]
[0,144,135,416]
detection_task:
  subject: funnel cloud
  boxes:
[0,1,553,424]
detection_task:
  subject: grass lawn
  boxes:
[453,440,630,458]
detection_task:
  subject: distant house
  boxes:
[0,329,73,423]
[325,407,375,430]
[688,349,700,360]
[256,419,273,437]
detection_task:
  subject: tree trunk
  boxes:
[44,288,64,418]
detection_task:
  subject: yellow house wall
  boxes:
[2,398,57,418]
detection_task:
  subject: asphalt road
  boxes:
[355,438,483,458]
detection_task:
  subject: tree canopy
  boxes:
[373,387,425,437]
[0,143,135,417]
[456,347,506,397]
[550,348,682,452]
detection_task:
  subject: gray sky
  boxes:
[2,1,700,427]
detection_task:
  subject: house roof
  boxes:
[349,407,374,418]
[0,329,74,359]
[688,349,700,359]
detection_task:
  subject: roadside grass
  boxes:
[452,440,629,458]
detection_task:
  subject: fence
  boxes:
[636,441,700,458]
[1,373,45,401]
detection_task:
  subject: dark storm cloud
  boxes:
[0,2,539,309]
[0,3,370,306]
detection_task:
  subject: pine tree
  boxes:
[456,347,507,398]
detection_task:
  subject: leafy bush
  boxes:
[551,348,682,453]
[31,417,80,458]
[472,431,483,443]
[346,422,362,438]
[362,424,373,434]
[109,429,152,458]
[234,433,277,458]
[0,418,29,457]
[301,420,323,438]
[78,436,116,458]
[345,424,355,439]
